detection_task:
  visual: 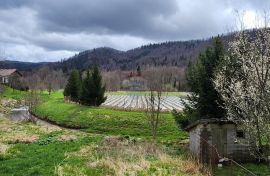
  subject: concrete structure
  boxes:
[186,119,253,164]
[0,69,22,84]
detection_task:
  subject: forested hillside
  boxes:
[1,32,235,71]
[53,39,217,71]
[0,60,48,71]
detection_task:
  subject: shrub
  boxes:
[172,109,190,129]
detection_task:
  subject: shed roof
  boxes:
[185,118,235,131]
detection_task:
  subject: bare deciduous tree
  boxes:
[145,69,165,141]
[24,90,41,112]
[102,70,121,91]
[22,67,67,93]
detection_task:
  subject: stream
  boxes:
[9,106,53,126]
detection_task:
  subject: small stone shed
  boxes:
[186,119,253,164]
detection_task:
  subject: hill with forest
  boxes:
[0,60,49,71]
[1,31,238,71]
[52,37,230,71]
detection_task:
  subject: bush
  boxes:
[172,109,190,129]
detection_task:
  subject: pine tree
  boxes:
[137,65,141,76]
[81,70,94,104]
[91,66,106,106]
[64,69,81,102]
[173,78,177,88]
[188,37,225,119]
[81,66,106,106]
[174,37,226,126]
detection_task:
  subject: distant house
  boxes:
[186,119,254,164]
[0,69,22,84]
[121,76,147,91]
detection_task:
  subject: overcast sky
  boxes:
[0,0,269,62]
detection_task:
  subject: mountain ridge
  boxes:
[0,32,237,71]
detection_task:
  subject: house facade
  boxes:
[186,119,254,164]
[121,76,147,91]
[0,69,22,84]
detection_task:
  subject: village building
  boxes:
[186,118,254,164]
[0,69,22,84]
[121,72,147,91]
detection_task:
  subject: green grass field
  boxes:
[0,87,28,100]
[0,88,269,176]
[0,117,203,176]
[0,88,204,176]
[213,164,270,176]
[33,91,187,143]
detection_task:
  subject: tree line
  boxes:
[64,66,106,106]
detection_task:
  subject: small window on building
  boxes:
[236,130,245,138]
[4,77,8,83]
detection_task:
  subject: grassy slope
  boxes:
[33,91,187,143]
[0,87,28,100]
[0,116,206,176]
[0,116,268,176]
[0,117,104,176]
[1,88,269,175]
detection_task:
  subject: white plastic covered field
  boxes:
[101,95,185,111]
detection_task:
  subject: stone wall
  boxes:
[189,124,201,157]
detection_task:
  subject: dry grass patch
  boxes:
[57,129,88,142]
[0,117,14,130]
[0,143,9,155]
[57,134,77,141]
[9,133,39,143]
[55,164,88,176]
[0,117,42,143]
[81,136,209,176]
[39,125,62,133]
[0,126,39,143]
[156,152,210,176]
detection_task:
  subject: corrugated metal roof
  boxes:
[0,69,17,76]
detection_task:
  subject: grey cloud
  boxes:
[35,0,179,39]
[16,0,270,40]
[0,0,269,62]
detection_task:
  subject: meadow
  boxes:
[32,91,187,143]
[0,88,207,176]
[0,117,209,176]
[0,88,269,176]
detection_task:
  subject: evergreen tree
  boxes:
[91,66,107,105]
[174,37,226,126]
[81,70,94,105]
[64,69,81,102]
[137,65,141,76]
[81,66,106,106]
[173,78,177,88]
